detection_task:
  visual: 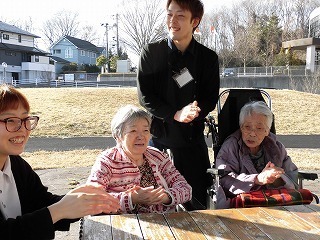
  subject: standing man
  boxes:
[137,0,220,209]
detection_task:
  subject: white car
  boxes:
[221,68,236,77]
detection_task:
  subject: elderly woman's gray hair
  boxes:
[111,105,151,139]
[239,101,273,129]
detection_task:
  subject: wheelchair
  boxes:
[205,88,319,209]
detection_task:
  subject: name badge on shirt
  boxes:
[173,67,194,88]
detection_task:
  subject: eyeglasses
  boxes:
[0,116,39,132]
[241,125,266,135]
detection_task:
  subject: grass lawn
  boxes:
[18,87,320,170]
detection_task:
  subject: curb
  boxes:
[26,135,320,152]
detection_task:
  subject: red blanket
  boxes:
[230,188,313,208]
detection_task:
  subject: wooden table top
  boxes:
[80,204,320,239]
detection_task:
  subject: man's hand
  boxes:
[174,101,201,123]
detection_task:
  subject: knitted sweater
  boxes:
[87,146,192,213]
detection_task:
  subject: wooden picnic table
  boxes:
[80,204,320,239]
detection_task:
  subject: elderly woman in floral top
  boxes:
[87,105,192,213]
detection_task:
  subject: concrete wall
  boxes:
[220,76,314,93]
[97,73,136,82]
[97,74,312,92]
[221,76,292,89]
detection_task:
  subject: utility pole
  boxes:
[111,14,120,57]
[101,23,110,72]
[2,62,7,83]
[116,14,120,56]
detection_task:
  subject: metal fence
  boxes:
[3,65,320,90]
[10,79,129,88]
[220,66,320,77]
[222,65,320,77]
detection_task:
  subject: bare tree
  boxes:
[294,0,319,38]
[205,9,234,67]
[277,0,320,40]
[228,0,262,67]
[42,10,80,48]
[289,70,320,94]
[203,0,320,68]
[80,25,99,44]
[10,17,35,33]
[118,0,167,56]
[234,24,260,69]
[277,0,296,41]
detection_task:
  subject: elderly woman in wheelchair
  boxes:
[215,101,312,209]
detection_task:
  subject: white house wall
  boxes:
[31,55,50,64]
[0,65,21,73]
[0,65,21,83]
[22,62,55,72]
[52,37,100,66]
[1,32,34,47]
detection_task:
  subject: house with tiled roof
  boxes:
[50,35,104,74]
[0,21,54,84]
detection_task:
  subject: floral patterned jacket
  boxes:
[87,146,192,213]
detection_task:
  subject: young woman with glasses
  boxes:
[0,84,120,239]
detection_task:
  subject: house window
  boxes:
[18,35,21,42]
[3,34,9,40]
[65,47,73,58]
[54,49,61,54]
[91,53,96,58]
[35,56,39,62]
[81,50,86,56]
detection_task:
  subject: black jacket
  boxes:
[0,155,71,240]
[137,37,220,147]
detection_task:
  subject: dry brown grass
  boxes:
[21,87,139,137]
[20,88,320,136]
[18,87,320,170]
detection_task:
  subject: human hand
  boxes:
[130,186,171,206]
[70,183,106,194]
[48,184,120,223]
[174,101,201,123]
[255,162,285,185]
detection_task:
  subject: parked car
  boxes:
[221,68,236,77]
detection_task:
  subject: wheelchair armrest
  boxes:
[298,171,318,181]
[207,168,225,176]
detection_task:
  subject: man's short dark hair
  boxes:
[166,0,204,27]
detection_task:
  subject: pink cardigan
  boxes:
[87,146,192,213]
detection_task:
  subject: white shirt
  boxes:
[0,157,22,219]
